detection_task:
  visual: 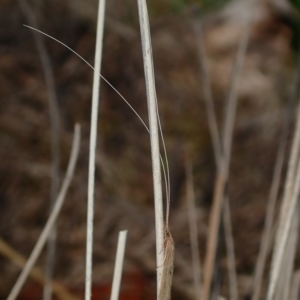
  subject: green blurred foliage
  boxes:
[281,4,300,53]
[289,0,300,12]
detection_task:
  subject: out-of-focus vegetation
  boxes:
[147,0,229,15]
[1,0,300,299]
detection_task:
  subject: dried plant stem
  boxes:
[137,0,165,295]
[201,17,251,300]
[6,124,81,300]
[194,16,239,300]
[274,217,297,300]
[223,197,238,300]
[221,24,251,172]
[18,2,61,299]
[193,20,222,166]
[186,161,202,299]
[0,238,79,300]
[251,119,289,300]
[251,49,300,300]
[267,100,300,300]
[110,231,128,300]
[201,172,225,300]
[85,1,106,300]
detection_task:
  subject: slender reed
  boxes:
[251,50,300,300]
[193,13,244,299]
[223,197,238,300]
[201,14,252,299]
[6,124,81,300]
[267,99,300,300]
[193,12,252,300]
[186,161,202,299]
[0,238,79,300]
[110,230,128,300]
[137,1,174,299]
[137,0,165,294]
[193,29,238,298]
[85,1,106,300]
[18,2,61,299]
[193,20,222,166]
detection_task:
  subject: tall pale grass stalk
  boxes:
[137,2,175,299]
[6,124,81,300]
[267,100,300,300]
[251,49,300,300]
[85,1,106,300]
[223,197,238,300]
[110,230,128,300]
[0,238,79,300]
[19,2,61,299]
[137,0,165,294]
[186,161,202,299]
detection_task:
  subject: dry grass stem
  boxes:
[251,121,288,300]
[186,161,202,299]
[193,20,222,166]
[6,124,81,300]
[267,100,300,300]
[0,238,79,300]
[18,2,61,299]
[201,12,252,300]
[110,230,128,300]
[194,15,239,300]
[251,50,300,300]
[137,0,166,294]
[223,197,238,300]
[12,3,298,300]
[85,1,106,299]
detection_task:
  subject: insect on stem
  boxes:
[158,226,175,300]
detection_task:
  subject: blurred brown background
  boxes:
[0,0,299,299]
